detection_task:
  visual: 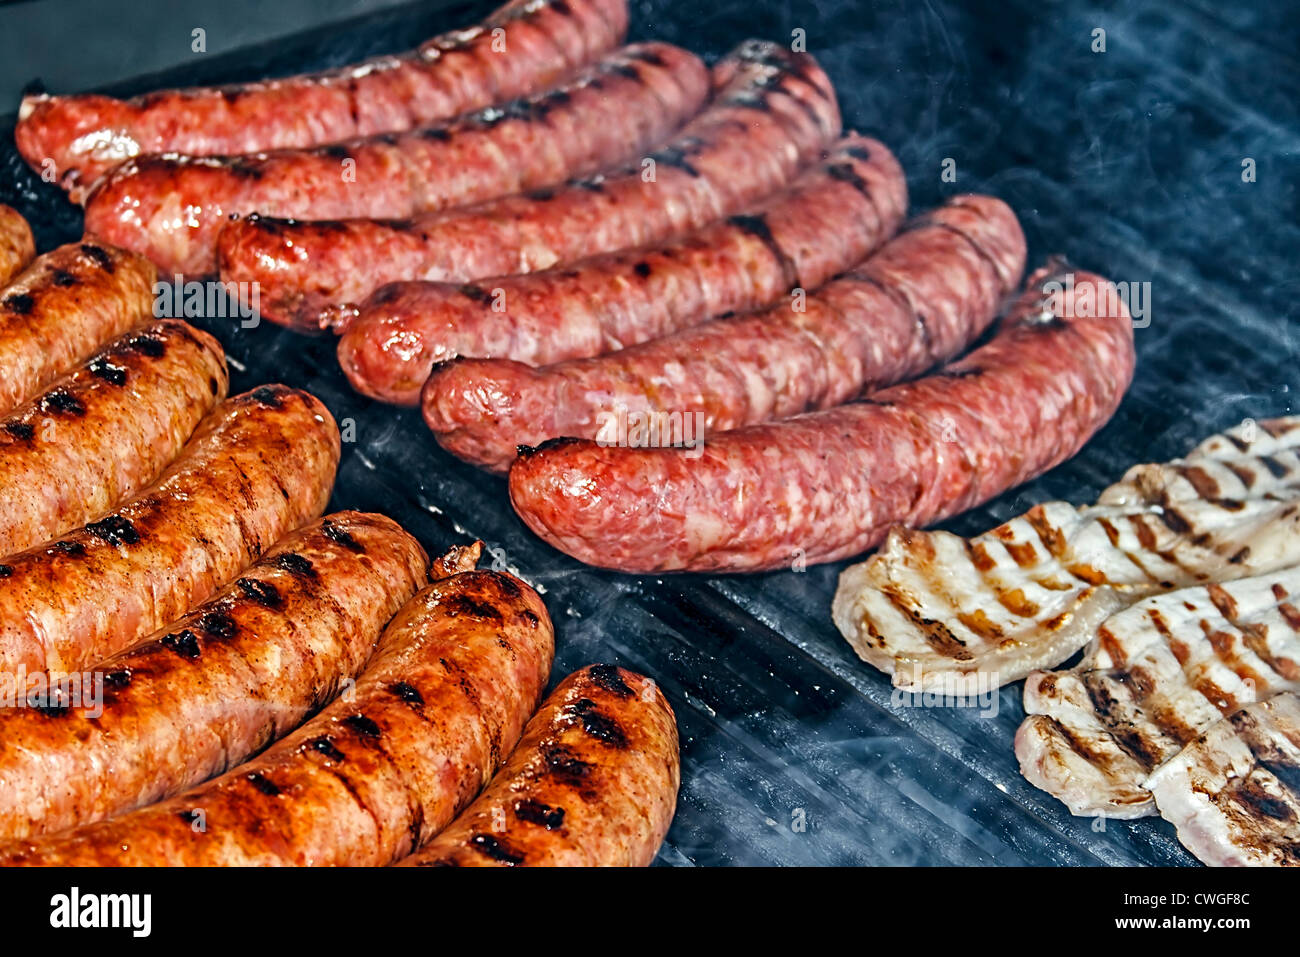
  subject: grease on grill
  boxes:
[86,515,139,546]
[236,577,281,608]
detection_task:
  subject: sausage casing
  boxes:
[0,205,35,287]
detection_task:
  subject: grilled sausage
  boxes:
[0,563,554,866]
[84,43,710,278]
[508,266,1138,573]
[398,664,679,867]
[0,241,157,416]
[0,385,339,673]
[16,0,629,203]
[425,195,1024,471]
[0,512,429,842]
[0,205,35,287]
[0,320,228,556]
[216,39,842,331]
[344,134,905,406]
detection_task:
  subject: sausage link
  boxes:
[342,134,897,406]
[216,39,842,331]
[425,194,1022,471]
[0,241,157,416]
[0,321,228,556]
[398,664,679,867]
[0,512,429,841]
[508,267,1138,573]
[84,43,709,278]
[0,384,340,673]
[0,566,554,866]
[0,205,35,287]
[17,0,629,202]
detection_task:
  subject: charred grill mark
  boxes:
[3,293,34,314]
[587,664,634,697]
[88,357,127,386]
[1160,507,1193,535]
[468,833,525,865]
[1079,674,1164,769]
[728,213,800,290]
[272,552,317,578]
[1260,455,1290,479]
[236,577,282,608]
[542,742,594,785]
[197,610,237,639]
[86,515,139,546]
[103,669,132,689]
[441,594,504,620]
[79,244,115,272]
[1273,584,1300,631]
[250,385,284,407]
[40,389,85,416]
[246,772,282,796]
[515,797,566,829]
[161,629,202,660]
[649,145,699,177]
[389,681,424,706]
[50,540,85,556]
[458,283,494,305]
[306,735,346,762]
[321,519,364,552]
[567,698,628,747]
[51,269,77,287]
[343,713,383,739]
[125,332,167,357]
[3,421,35,441]
[1207,583,1240,620]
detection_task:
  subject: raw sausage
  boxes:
[84,43,710,277]
[398,664,679,867]
[0,320,228,556]
[0,241,157,416]
[346,134,905,405]
[0,205,35,287]
[0,512,429,841]
[508,266,1137,573]
[216,39,842,331]
[16,0,629,202]
[425,194,1024,470]
[0,384,339,673]
[0,562,554,866]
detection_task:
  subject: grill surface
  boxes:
[1,0,1297,865]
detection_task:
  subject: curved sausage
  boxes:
[216,39,842,331]
[84,43,710,277]
[344,134,904,405]
[0,321,228,556]
[0,384,340,674]
[0,241,157,416]
[16,0,629,202]
[0,565,554,866]
[0,205,35,287]
[508,267,1138,573]
[425,194,1024,471]
[398,664,679,867]
[0,512,429,841]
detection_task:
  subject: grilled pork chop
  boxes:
[1145,692,1300,865]
[1017,567,1300,818]
[833,416,1300,692]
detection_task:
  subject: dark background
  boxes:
[1,0,1297,865]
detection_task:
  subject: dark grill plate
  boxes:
[2,0,1296,865]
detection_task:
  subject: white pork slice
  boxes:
[832,416,1300,692]
[1016,567,1300,818]
[1145,692,1300,866]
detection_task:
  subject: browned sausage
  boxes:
[0,561,554,866]
[0,205,35,287]
[0,321,228,556]
[0,512,429,841]
[508,267,1138,573]
[16,0,629,202]
[398,664,679,867]
[215,39,842,331]
[0,385,339,674]
[0,241,157,416]
[83,43,710,277]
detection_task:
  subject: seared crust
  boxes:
[0,241,157,415]
[0,320,228,556]
[399,664,679,867]
[0,567,554,866]
[85,43,710,276]
[0,512,429,841]
[17,0,629,201]
[0,385,340,673]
